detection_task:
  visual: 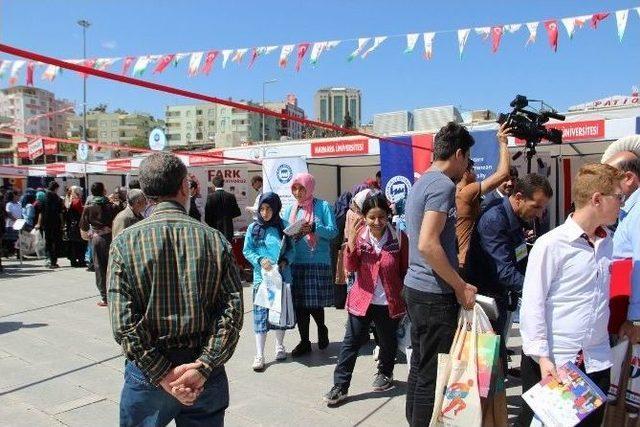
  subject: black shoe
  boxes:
[324,384,348,406]
[86,266,95,272]
[291,340,312,357]
[372,372,394,391]
[318,325,329,350]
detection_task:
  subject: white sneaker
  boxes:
[275,345,287,361]
[373,345,380,361]
[252,355,265,371]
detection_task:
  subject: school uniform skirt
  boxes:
[291,263,334,309]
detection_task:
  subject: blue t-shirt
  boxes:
[404,169,457,294]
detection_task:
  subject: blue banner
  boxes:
[469,129,500,181]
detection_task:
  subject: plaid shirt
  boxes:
[107,201,244,385]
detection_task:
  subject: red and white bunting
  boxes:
[525,22,539,46]
[201,50,219,75]
[361,36,387,58]
[544,20,559,52]
[475,27,491,40]
[231,48,248,64]
[491,26,503,53]
[405,33,419,54]
[295,43,310,72]
[423,32,435,59]
[153,54,175,74]
[221,49,233,69]
[457,29,470,58]
[616,10,629,42]
[348,38,370,61]
[121,56,135,75]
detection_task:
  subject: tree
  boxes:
[91,103,108,113]
[114,108,128,114]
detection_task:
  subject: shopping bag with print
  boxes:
[430,309,471,427]
[255,267,283,311]
[437,306,482,427]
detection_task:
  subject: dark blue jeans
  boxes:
[404,287,459,427]
[120,360,229,427]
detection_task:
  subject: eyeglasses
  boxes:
[605,193,626,203]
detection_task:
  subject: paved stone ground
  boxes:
[0,257,523,426]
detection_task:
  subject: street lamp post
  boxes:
[78,20,90,144]
[262,79,278,144]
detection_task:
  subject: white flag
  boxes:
[616,10,629,42]
[348,38,370,61]
[561,17,576,39]
[526,22,539,45]
[574,15,592,28]
[10,60,25,79]
[0,61,11,78]
[279,44,295,67]
[174,53,189,65]
[637,7,640,19]
[94,57,119,71]
[264,45,279,55]
[221,49,234,69]
[188,52,204,76]
[458,29,470,58]
[41,64,61,81]
[475,27,491,39]
[132,56,151,76]
[405,33,419,53]
[504,24,522,33]
[423,32,435,59]
[361,36,387,58]
[232,48,248,63]
[309,41,339,65]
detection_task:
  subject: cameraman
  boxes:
[465,174,552,375]
[456,122,512,272]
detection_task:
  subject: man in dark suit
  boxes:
[466,174,552,374]
[204,175,241,241]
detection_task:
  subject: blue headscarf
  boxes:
[251,192,284,241]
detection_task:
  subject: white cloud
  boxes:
[101,40,117,50]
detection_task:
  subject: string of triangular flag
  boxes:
[0,6,638,85]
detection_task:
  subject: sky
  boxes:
[2,0,640,126]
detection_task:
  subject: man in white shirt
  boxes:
[245,176,263,219]
[519,163,626,427]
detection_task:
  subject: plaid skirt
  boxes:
[252,286,288,334]
[291,263,334,309]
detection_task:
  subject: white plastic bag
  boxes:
[33,229,46,258]
[269,281,296,329]
[19,230,36,255]
[254,267,283,310]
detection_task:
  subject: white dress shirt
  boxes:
[520,215,612,374]
[367,228,389,306]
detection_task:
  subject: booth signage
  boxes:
[311,138,369,157]
[28,138,44,160]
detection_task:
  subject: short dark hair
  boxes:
[250,175,263,185]
[361,192,392,217]
[212,175,224,188]
[139,153,187,197]
[48,181,59,191]
[617,158,640,178]
[509,166,519,178]
[128,179,140,189]
[432,122,475,161]
[375,170,381,179]
[91,182,105,197]
[513,173,553,199]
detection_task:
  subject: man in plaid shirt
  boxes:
[108,152,244,426]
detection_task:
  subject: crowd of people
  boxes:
[2,121,638,426]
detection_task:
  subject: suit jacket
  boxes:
[480,189,503,212]
[205,189,241,241]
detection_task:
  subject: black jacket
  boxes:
[204,189,241,241]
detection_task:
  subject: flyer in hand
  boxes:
[522,361,607,427]
[283,218,306,236]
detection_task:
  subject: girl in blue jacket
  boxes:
[243,192,294,371]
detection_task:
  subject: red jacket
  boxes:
[344,226,408,319]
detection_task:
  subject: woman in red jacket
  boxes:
[324,193,408,406]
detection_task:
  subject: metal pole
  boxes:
[262,83,265,144]
[78,20,90,186]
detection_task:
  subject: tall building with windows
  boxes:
[313,87,361,127]
[68,111,162,148]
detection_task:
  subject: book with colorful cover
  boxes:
[522,361,607,427]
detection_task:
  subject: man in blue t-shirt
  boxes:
[404,122,477,426]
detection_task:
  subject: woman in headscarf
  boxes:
[243,192,295,371]
[282,172,338,357]
[65,186,86,267]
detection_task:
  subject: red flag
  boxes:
[26,61,34,86]
[79,59,96,78]
[491,26,503,53]
[153,54,175,74]
[248,48,259,69]
[121,56,135,75]
[295,43,310,72]
[591,13,610,29]
[544,20,559,52]
[201,51,219,75]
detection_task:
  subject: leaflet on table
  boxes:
[283,218,306,236]
[522,361,607,427]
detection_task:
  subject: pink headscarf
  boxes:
[289,172,316,249]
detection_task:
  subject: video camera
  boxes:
[496,95,565,145]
